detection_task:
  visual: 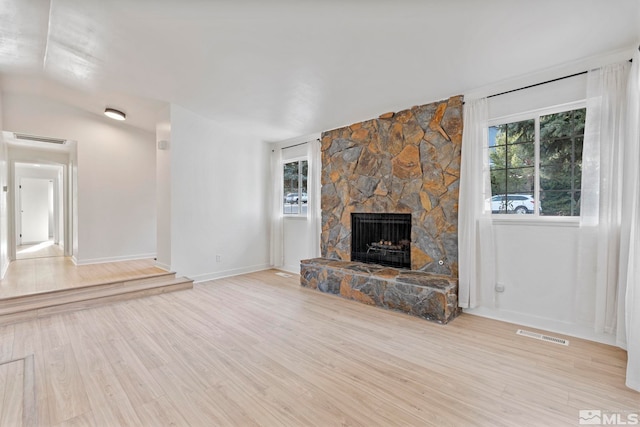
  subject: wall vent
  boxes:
[275,272,293,278]
[516,329,569,346]
[14,133,67,145]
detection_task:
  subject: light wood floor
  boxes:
[1,269,637,426]
[0,257,167,299]
[16,241,64,260]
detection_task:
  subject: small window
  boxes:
[488,107,585,216]
[283,159,308,215]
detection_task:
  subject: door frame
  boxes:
[16,175,57,246]
[8,157,74,260]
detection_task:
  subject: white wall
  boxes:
[282,218,310,273]
[70,142,79,259]
[0,91,9,276]
[9,147,71,258]
[2,93,157,264]
[278,140,315,273]
[464,71,611,344]
[57,167,64,245]
[155,107,171,271]
[169,105,270,281]
[14,164,63,246]
[19,177,49,243]
[48,180,54,238]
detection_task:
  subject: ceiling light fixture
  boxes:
[104,108,126,121]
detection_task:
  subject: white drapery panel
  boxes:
[581,54,639,391]
[582,61,630,337]
[458,98,496,309]
[581,61,630,337]
[306,139,322,258]
[269,148,284,267]
[620,49,640,391]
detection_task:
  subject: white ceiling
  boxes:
[0,0,638,139]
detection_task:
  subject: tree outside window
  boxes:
[488,107,585,216]
[539,109,585,216]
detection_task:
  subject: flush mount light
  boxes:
[104,108,126,121]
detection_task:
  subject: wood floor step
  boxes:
[0,272,177,312]
[0,275,193,326]
[3,276,192,315]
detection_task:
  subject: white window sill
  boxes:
[491,216,580,227]
[283,215,308,220]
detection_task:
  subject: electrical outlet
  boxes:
[216,255,222,263]
[495,283,505,293]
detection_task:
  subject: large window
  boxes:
[283,159,308,215]
[488,106,585,216]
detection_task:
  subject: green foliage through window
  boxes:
[488,107,585,216]
[539,109,585,216]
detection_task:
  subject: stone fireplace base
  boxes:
[300,258,460,324]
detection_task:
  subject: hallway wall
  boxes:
[0,90,9,276]
[2,93,157,264]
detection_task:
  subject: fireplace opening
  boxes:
[351,213,411,269]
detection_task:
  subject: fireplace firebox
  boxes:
[351,213,411,269]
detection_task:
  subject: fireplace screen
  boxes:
[351,213,411,269]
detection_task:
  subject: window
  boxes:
[488,106,585,216]
[283,159,308,215]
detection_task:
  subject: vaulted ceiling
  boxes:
[1,0,639,138]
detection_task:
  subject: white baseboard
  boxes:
[464,306,617,346]
[0,256,10,279]
[190,263,271,283]
[155,262,171,272]
[73,253,157,266]
[280,264,301,275]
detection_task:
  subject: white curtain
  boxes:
[306,139,322,259]
[582,61,630,337]
[581,53,639,391]
[458,98,496,308]
[620,49,640,391]
[270,148,284,267]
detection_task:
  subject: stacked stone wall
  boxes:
[320,95,463,276]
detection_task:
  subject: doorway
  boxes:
[15,163,65,260]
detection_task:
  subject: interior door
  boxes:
[20,178,50,244]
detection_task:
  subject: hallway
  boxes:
[16,240,64,260]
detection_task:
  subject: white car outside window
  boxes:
[490,194,537,214]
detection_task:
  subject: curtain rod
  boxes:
[486,70,588,99]
[280,138,320,150]
[486,54,635,100]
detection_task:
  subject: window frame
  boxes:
[282,156,308,217]
[487,100,586,224]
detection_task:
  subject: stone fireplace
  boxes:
[320,95,462,274]
[301,95,463,323]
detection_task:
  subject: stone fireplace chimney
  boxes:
[320,95,462,277]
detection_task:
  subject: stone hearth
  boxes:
[301,258,459,324]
